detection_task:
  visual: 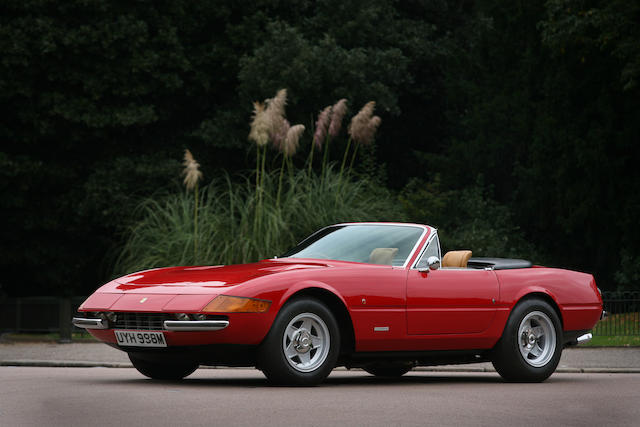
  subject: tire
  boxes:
[128,354,198,380]
[364,362,413,377]
[258,298,340,386]
[491,298,563,382]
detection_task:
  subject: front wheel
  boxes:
[491,298,563,382]
[258,298,340,386]
[128,354,198,380]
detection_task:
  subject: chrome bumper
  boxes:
[72,317,108,330]
[72,317,229,332]
[576,333,593,344]
[163,320,229,331]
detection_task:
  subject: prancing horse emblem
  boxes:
[139,297,148,303]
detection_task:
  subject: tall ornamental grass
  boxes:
[114,89,394,275]
[114,167,404,275]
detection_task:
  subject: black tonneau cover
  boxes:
[467,257,533,270]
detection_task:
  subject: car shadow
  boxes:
[93,370,517,388]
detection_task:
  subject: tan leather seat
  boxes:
[369,248,398,265]
[442,250,472,268]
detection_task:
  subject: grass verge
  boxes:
[581,335,640,347]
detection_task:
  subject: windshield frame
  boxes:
[281,223,430,268]
[411,230,442,270]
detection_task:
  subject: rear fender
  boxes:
[511,289,564,328]
[492,288,564,341]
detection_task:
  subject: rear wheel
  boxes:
[491,298,562,382]
[364,362,413,377]
[258,298,340,386]
[128,354,198,380]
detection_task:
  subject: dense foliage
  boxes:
[1,0,638,296]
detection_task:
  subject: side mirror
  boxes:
[418,256,440,273]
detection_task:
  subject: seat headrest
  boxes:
[442,250,472,268]
[369,248,398,265]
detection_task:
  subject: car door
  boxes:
[405,237,499,335]
[406,269,499,334]
[345,265,409,351]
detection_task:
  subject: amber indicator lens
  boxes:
[202,295,271,313]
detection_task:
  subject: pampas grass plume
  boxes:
[329,98,347,137]
[182,149,203,191]
[313,106,332,148]
[249,101,271,147]
[348,101,381,145]
[266,89,288,140]
[272,118,290,150]
[283,124,305,157]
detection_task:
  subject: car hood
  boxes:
[80,258,392,312]
[98,259,333,294]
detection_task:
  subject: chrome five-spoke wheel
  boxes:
[258,298,340,385]
[283,312,330,373]
[491,298,562,382]
[517,311,556,368]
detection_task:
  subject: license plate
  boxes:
[114,330,167,347]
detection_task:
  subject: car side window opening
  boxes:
[416,234,441,269]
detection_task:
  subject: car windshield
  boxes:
[282,224,425,267]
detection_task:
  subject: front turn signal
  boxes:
[202,295,271,313]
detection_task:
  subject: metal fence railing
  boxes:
[0,292,638,337]
[593,291,640,336]
[0,296,86,337]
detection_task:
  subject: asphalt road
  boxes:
[2,367,639,426]
[2,342,640,371]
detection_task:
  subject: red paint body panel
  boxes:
[110,294,177,312]
[494,268,602,331]
[79,223,602,358]
[79,292,122,311]
[162,294,218,312]
[406,269,499,335]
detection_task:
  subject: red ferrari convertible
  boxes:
[74,222,604,385]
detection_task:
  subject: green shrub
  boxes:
[400,176,539,261]
[615,249,640,291]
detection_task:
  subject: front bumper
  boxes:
[73,310,272,347]
[72,317,229,332]
[72,317,108,329]
[164,320,229,331]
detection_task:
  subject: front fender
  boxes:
[277,280,349,309]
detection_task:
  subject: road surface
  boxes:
[1,367,638,426]
[2,343,640,371]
